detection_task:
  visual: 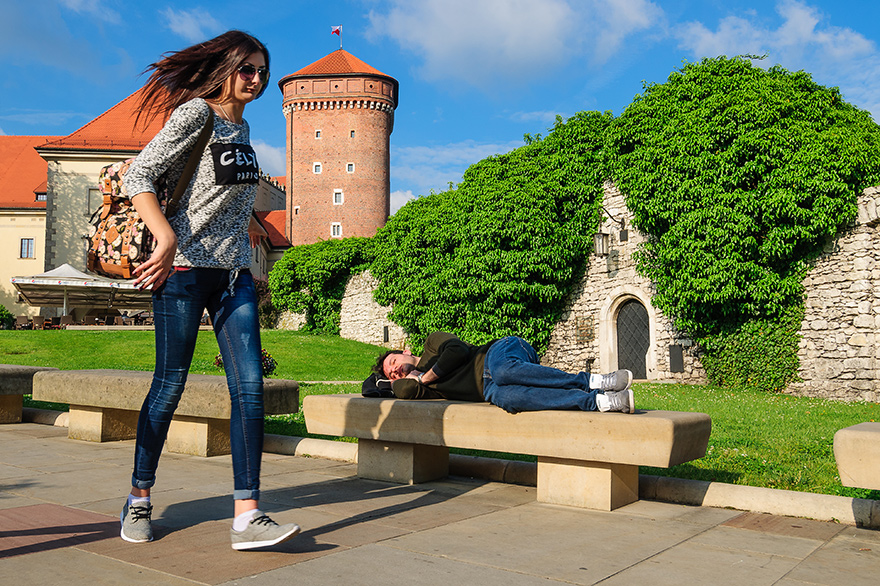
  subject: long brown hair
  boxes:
[136,30,270,127]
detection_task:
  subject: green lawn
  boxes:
[4,329,878,500]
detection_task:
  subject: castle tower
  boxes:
[278,50,398,246]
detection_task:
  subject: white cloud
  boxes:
[390,190,415,214]
[509,111,564,124]
[366,0,664,91]
[0,110,86,127]
[391,139,523,197]
[161,7,223,43]
[251,140,286,177]
[675,0,880,119]
[59,0,121,23]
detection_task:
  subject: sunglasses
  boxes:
[237,63,270,84]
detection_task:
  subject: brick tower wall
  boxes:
[282,75,394,246]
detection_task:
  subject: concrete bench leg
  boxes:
[0,395,23,423]
[166,416,231,457]
[537,457,639,511]
[357,439,449,484]
[68,406,138,442]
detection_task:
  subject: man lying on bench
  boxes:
[373,332,634,414]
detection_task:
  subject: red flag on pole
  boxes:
[331,25,341,36]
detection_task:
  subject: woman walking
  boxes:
[119,30,299,550]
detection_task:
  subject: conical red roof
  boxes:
[287,49,390,78]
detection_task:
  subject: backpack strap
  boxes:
[165,110,214,218]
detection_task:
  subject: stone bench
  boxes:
[834,422,880,490]
[0,365,59,423]
[33,369,299,457]
[304,394,711,511]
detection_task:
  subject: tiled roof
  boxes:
[255,210,290,248]
[0,136,61,208]
[38,88,165,152]
[287,49,390,78]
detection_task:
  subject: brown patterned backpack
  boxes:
[85,111,213,279]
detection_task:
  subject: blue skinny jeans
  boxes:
[482,336,598,414]
[131,268,264,501]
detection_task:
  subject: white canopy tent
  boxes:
[11,263,152,314]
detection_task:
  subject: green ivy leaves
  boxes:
[608,56,880,339]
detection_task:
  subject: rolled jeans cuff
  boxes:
[131,475,155,490]
[233,489,260,501]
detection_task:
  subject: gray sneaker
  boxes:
[231,514,301,551]
[597,369,633,392]
[120,501,153,543]
[597,388,635,413]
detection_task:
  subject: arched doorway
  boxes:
[616,299,649,379]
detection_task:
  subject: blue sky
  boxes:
[3,0,880,213]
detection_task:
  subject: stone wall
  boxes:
[788,187,880,401]
[338,270,407,349]
[542,183,706,382]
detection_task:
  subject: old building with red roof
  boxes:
[0,135,60,315]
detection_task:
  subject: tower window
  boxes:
[347,163,355,173]
[313,162,322,174]
[350,130,355,138]
[315,130,322,139]
[294,206,300,216]
[333,190,344,205]
[331,223,342,238]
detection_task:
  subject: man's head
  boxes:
[373,349,419,381]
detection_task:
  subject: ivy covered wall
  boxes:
[270,57,880,392]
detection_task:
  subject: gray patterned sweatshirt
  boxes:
[123,98,259,270]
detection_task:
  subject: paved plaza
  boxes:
[1,422,879,585]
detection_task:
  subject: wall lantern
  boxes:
[593,232,610,256]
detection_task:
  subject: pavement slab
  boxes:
[2,421,880,586]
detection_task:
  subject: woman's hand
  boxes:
[130,192,178,290]
[248,215,266,248]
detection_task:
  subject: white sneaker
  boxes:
[230,514,300,550]
[597,388,634,413]
[597,369,633,391]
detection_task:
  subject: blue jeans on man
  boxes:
[482,336,597,413]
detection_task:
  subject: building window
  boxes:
[331,223,342,238]
[333,190,344,205]
[35,193,47,202]
[20,238,35,259]
[294,206,300,216]
[313,162,322,174]
[315,130,322,139]
[87,188,101,215]
[347,163,355,173]
[350,130,355,138]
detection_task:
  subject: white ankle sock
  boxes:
[128,494,150,506]
[233,509,261,532]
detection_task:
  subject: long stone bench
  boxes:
[0,365,59,423]
[834,422,880,490]
[304,394,711,511]
[33,369,299,457]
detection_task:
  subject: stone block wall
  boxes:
[542,183,706,382]
[788,187,880,401]
[338,270,407,349]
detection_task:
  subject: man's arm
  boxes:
[392,332,471,399]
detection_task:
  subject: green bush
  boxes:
[268,237,373,335]
[370,111,612,352]
[0,306,13,330]
[698,305,804,392]
[607,56,880,339]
